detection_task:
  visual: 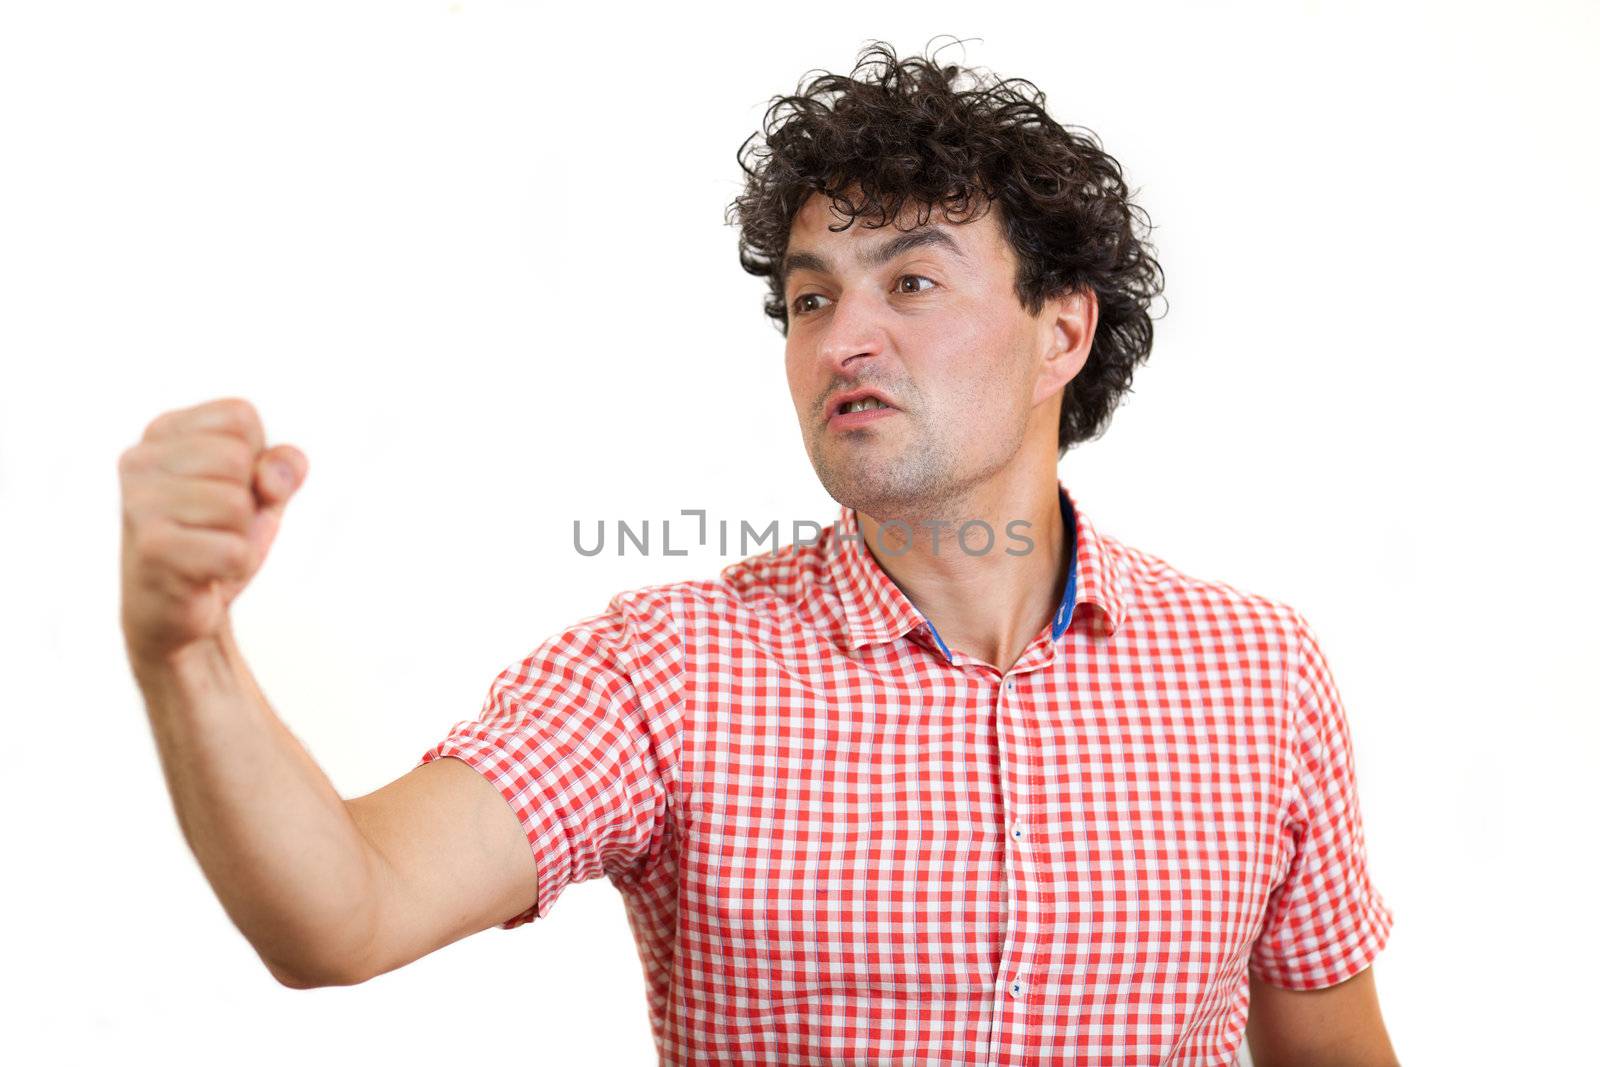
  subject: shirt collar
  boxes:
[826,479,1127,653]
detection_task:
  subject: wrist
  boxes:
[128,624,240,700]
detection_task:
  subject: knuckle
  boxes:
[219,483,256,527]
[216,396,261,433]
[130,526,171,568]
[140,412,171,441]
[223,438,256,479]
[224,536,256,576]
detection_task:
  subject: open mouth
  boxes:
[828,394,899,431]
[837,397,892,415]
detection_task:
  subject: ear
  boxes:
[1032,286,1098,407]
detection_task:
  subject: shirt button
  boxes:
[1010,825,1024,841]
[1009,979,1024,997]
[1006,681,1015,690]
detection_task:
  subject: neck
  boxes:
[855,468,1069,675]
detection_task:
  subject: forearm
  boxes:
[131,619,379,986]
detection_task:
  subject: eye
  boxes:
[790,275,937,317]
[792,292,828,316]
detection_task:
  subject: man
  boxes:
[118,41,1398,1067]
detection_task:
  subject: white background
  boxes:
[2,2,1596,1063]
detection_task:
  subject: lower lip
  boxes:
[828,406,899,431]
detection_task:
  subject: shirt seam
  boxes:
[606,593,689,893]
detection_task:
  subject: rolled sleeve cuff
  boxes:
[1249,887,1396,990]
[416,734,574,930]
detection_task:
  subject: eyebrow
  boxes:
[781,226,969,289]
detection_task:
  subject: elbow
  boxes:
[255,899,384,990]
[267,961,323,990]
[261,948,371,990]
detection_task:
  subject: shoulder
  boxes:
[1102,530,1355,734]
[599,535,837,639]
[1111,531,1301,629]
[1095,528,1314,681]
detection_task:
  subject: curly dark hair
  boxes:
[726,38,1166,456]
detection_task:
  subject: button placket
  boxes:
[1004,679,1024,847]
[995,669,1041,1063]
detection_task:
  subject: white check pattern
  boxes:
[418,481,1393,1065]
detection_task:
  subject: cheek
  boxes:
[783,350,809,414]
[919,322,1015,403]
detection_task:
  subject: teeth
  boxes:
[842,397,888,413]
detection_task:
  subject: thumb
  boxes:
[248,445,308,568]
[255,445,308,505]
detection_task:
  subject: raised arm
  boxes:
[340,754,539,984]
[120,397,538,988]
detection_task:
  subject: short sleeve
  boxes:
[416,592,685,929]
[1249,608,1395,989]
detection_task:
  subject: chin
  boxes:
[811,456,882,511]
[813,453,938,518]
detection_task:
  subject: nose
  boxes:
[815,289,886,376]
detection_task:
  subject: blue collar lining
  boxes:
[917,488,1079,659]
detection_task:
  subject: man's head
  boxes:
[727,40,1165,514]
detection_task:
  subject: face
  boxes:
[782,190,1088,520]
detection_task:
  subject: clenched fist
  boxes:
[119,397,308,667]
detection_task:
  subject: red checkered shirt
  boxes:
[418,482,1394,1066]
